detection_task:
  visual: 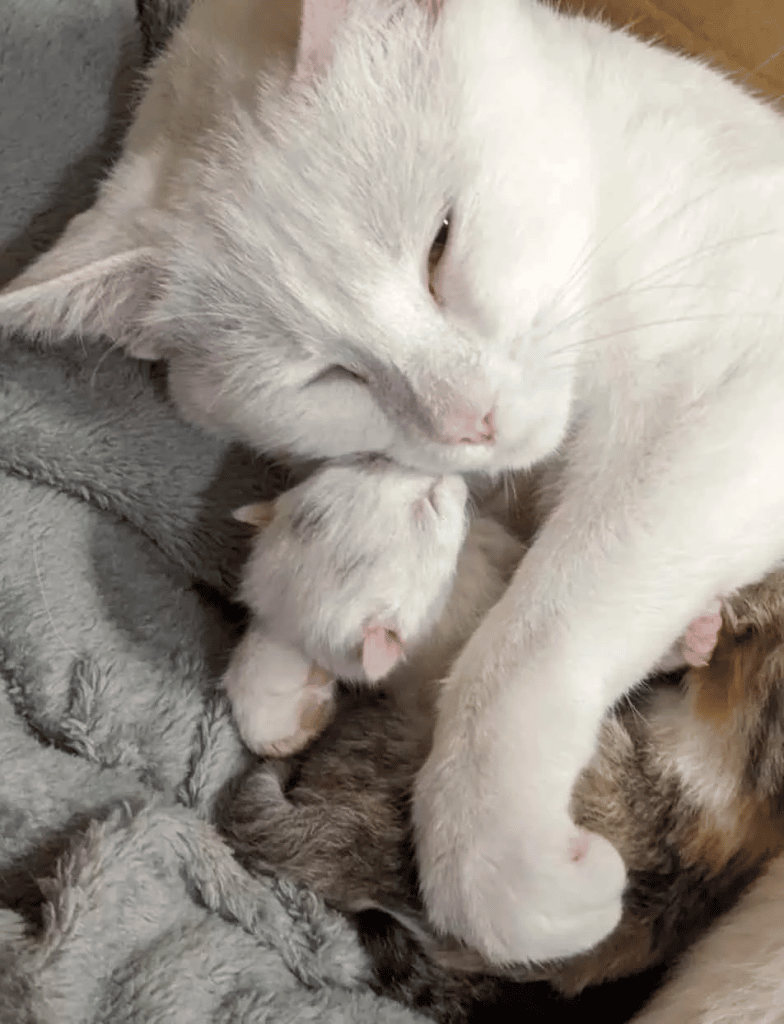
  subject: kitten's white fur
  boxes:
[2,0,784,964]
[224,458,523,756]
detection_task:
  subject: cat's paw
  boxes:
[682,598,723,667]
[414,766,626,964]
[413,629,627,965]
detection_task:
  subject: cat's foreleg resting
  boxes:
[222,626,336,757]
[414,400,784,966]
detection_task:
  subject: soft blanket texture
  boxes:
[0,3,423,1020]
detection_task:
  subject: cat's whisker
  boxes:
[538,304,784,369]
[543,229,781,346]
[548,174,777,318]
[575,310,780,358]
[87,344,117,389]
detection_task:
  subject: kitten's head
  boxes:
[236,458,469,681]
[0,0,593,474]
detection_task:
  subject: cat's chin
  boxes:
[386,431,562,478]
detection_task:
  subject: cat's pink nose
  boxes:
[438,405,496,445]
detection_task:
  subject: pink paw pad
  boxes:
[683,598,723,667]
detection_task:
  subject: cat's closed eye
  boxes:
[427,212,452,300]
[307,365,368,387]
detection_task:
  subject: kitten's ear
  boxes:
[294,0,348,82]
[362,622,405,682]
[232,502,278,530]
[0,167,163,359]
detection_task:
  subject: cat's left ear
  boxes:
[362,622,405,682]
[294,0,348,82]
[0,230,157,357]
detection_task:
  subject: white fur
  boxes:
[631,853,784,1024]
[224,458,523,755]
[240,461,469,674]
[2,0,784,966]
[222,627,335,756]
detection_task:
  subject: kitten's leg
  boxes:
[222,627,336,757]
[414,397,784,966]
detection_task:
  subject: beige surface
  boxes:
[569,0,784,103]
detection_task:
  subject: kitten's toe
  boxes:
[683,598,723,667]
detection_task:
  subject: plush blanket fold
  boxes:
[0,3,423,1020]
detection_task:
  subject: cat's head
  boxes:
[0,0,593,475]
[236,457,469,681]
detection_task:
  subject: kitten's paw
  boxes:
[235,666,336,758]
[682,598,723,667]
[222,629,336,756]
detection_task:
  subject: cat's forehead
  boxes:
[162,9,460,342]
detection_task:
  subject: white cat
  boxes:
[2,0,784,966]
[224,458,470,754]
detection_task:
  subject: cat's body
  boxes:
[630,853,784,1024]
[221,567,784,1022]
[3,0,784,965]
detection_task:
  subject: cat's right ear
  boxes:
[232,502,278,530]
[294,0,348,82]
[0,169,162,359]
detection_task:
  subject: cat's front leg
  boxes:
[413,584,629,964]
[414,409,784,965]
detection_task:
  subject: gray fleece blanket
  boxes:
[0,2,422,1020]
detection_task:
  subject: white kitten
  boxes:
[223,458,469,754]
[2,0,784,966]
[224,457,524,758]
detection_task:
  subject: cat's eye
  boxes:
[428,211,452,299]
[308,365,368,387]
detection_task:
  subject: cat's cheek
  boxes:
[166,358,238,437]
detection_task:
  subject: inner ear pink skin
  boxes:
[362,623,405,681]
